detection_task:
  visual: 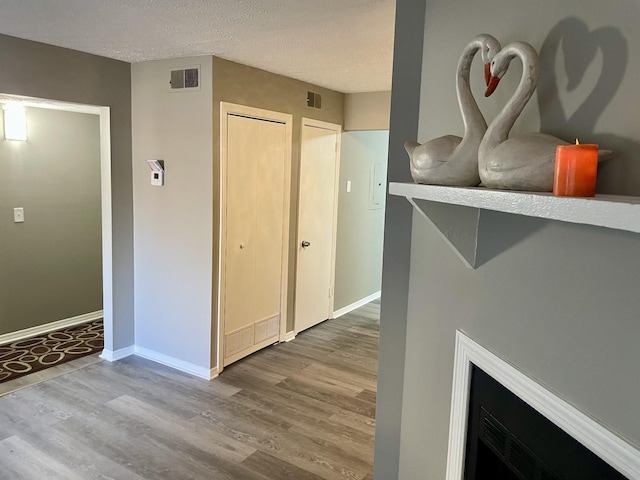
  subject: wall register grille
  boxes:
[307,91,322,108]
[170,66,200,90]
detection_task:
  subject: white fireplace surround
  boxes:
[446,331,640,479]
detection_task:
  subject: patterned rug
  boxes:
[0,320,103,383]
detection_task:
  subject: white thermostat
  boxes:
[146,159,165,186]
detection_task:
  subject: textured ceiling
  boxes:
[0,0,396,93]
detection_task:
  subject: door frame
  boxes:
[0,93,114,355]
[218,102,292,371]
[294,118,342,334]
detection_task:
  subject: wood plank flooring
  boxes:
[0,301,379,480]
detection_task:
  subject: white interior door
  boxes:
[295,119,341,333]
[220,103,292,367]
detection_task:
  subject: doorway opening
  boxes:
[331,129,389,319]
[0,93,113,388]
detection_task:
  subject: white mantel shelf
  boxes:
[390,182,640,235]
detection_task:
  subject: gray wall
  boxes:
[0,34,134,351]
[212,57,345,361]
[373,0,426,478]
[401,211,640,478]
[131,57,214,372]
[334,130,388,311]
[377,1,640,478]
[0,107,102,335]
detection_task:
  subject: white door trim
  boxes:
[218,102,292,372]
[294,118,342,333]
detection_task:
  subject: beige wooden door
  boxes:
[221,104,291,367]
[295,119,341,333]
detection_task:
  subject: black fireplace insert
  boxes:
[464,366,628,480]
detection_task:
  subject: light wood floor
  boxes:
[0,301,379,480]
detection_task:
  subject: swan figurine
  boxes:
[480,41,612,191]
[405,34,502,186]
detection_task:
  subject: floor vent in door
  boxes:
[225,325,253,356]
[255,315,280,343]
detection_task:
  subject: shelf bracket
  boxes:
[409,198,481,269]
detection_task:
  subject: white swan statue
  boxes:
[480,41,612,191]
[405,34,502,186]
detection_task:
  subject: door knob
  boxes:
[301,240,311,248]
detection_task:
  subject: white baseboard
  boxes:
[0,310,104,346]
[284,331,296,342]
[100,345,135,362]
[333,291,381,319]
[100,345,218,380]
[134,346,217,380]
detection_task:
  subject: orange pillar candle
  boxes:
[553,141,598,197]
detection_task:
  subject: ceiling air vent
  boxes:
[307,91,322,109]
[170,66,200,91]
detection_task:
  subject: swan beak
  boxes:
[484,63,491,86]
[485,76,500,97]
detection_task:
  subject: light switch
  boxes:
[13,207,24,223]
[346,180,352,193]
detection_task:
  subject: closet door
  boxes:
[221,105,291,367]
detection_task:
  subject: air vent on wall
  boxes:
[170,66,200,91]
[307,91,322,109]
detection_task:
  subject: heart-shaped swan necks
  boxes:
[480,41,612,192]
[405,34,501,186]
